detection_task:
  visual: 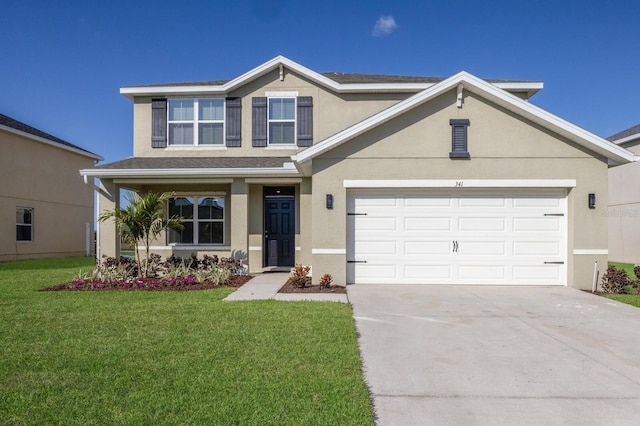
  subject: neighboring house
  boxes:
[0,113,102,261]
[80,56,634,288]
[607,124,640,264]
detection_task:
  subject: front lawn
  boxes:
[0,257,373,425]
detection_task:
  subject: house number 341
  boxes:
[455,181,464,187]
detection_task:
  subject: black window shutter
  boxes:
[225,97,242,147]
[252,97,267,147]
[296,96,313,147]
[151,99,167,148]
[449,119,470,159]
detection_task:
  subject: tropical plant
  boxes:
[320,273,333,288]
[98,191,183,278]
[289,264,311,288]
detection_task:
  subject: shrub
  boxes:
[320,273,333,288]
[601,266,633,294]
[634,265,640,280]
[290,264,311,288]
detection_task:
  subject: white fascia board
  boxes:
[79,166,301,179]
[0,124,103,161]
[295,70,633,165]
[343,179,577,188]
[458,73,635,164]
[613,133,640,146]
[294,73,467,163]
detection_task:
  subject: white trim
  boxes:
[343,179,577,189]
[295,246,301,251]
[148,245,232,251]
[573,249,608,255]
[120,56,543,99]
[249,246,262,251]
[312,248,346,255]
[613,133,640,146]
[265,91,299,97]
[165,146,227,151]
[245,178,302,183]
[292,71,634,165]
[80,163,301,178]
[0,124,103,161]
[265,145,298,150]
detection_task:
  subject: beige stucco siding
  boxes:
[310,90,608,288]
[0,130,96,261]
[608,161,640,263]
[133,69,408,158]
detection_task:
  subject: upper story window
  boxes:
[268,98,296,145]
[168,98,224,146]
[16,207,33,241]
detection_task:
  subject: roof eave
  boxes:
[79,165,302,179]
[0,124,103,161]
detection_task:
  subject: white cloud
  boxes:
[372,15,397,37]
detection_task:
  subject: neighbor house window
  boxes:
[167,196,224,244]
[16,207,33,241]
[168,98,224,145]
[268,98,295,145]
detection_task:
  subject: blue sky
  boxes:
[1,0,639,164]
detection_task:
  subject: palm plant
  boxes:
[98,191,183,278]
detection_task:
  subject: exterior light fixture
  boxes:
[588,193,596,209]
[326,194,334,210]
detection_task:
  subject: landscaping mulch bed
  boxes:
[41,275,253,292]
[278,278,346,294]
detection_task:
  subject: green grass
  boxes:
[608,261,636,277]
[0,257,373,425]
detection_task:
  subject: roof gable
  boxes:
[120,56,543,99]
[607,124,640,146]
[0,113,102,160]
[292,71,635,166]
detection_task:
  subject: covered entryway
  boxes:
[347,189,567,285]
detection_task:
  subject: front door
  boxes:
[264,187,295,267]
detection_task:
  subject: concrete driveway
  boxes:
[348,285,640,426]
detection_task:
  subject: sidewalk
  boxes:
[223,272,348,303]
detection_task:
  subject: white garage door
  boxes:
[347,190,567,285]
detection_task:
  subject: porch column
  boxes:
[230,179,249,265]
[97,179,120,259]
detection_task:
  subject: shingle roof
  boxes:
[122,72,534,88]
[607,124,640,142]
[95,156,291,170]
[0,113,100,158]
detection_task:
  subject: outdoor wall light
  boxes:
[588,193,596,209]
[326,194,334,210]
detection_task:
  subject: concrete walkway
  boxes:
[348,285,640,426]
[223,272,348,303]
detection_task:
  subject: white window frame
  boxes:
[16,207,33,242]
[268,97,296,146]
[167,195,225,245]
[167,98,225,146]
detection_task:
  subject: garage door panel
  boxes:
[405,217,451,231]
[405,241,451,255]
[459,241,505,256]
[349,190,566,285]
[356,216,398,231]
[458,264,506,280]
[513,217,561,232]
[404,264,452,279]
[355,240,397,255]
[512,241,562,256]
[458,217,506,231]
[512,265,562,282]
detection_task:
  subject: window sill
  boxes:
[167,244,231,251]
[265,145,298,150]
[166,145,227,151]
[449,151,470,159]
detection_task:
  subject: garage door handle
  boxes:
[452,241,459,252]
[544,261,564,264]
[347,260,367,263]
[348,213,368,216]
[544,213,564,216]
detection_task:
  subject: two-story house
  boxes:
[1,113,102,261]
[81,56,635,288]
